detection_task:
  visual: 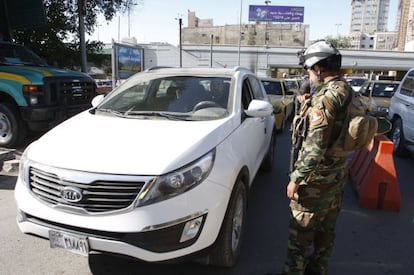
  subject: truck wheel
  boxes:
[0,103,26,148]
[391,118,407,156]
[209,179,247,267]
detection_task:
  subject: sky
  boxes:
[88,0,399,46]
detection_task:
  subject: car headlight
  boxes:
[135,149,216,207]
[18,144,32,187]
[377,106,389,113]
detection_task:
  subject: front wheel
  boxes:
[0,103,26,148]
[209,180,247,267]
[391,118,407,156]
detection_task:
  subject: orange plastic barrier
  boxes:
[348,134,401,211]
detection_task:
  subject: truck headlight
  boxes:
[136,149,215,207]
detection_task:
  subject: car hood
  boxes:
[27,111,234,175]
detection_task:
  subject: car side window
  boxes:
[400,71,414,97]
[248,76,266,100]
[241,78,253,110]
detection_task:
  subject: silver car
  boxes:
[387,68,414,156]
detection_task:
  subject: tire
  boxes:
[261,131,275,172]
[0,103,27,148]
[209,180,247,267]
[391,118,407,156]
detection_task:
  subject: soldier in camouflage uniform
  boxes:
[282,40,354,275]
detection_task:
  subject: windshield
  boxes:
[0,43,47,66]
[96,74,231,121]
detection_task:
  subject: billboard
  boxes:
[248,5,304,23]
[113,42,143,80]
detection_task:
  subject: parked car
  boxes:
[284,78,301,95]
[359,80,400,117]
[14,66,275,267]
[345,76,367,92]
[260,77,295,132]
[387,68,414,156]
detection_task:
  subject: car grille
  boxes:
[28,166,148,214]
[44,76,96,106]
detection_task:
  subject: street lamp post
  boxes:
[175,16,183,68]
[265,0,271,46]
[264,0,271,74]
[210,34,213,68]
[335,23,342,37]
[238,0,243,66]
[179,17,182,67]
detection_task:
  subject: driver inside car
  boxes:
[210,79,229,108]
[167,81,211,112]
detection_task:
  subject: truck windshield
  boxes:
[0,43,47,66]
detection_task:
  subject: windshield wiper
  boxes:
[124,111,192,120]
[96,108,126,117]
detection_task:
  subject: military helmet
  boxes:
[301,40,341,69]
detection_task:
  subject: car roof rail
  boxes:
[233,66,251,73]
[144,66,174,72]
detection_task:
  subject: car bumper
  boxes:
[14,176,231,262]
[20,104,91,132]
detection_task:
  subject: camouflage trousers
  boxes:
[282,194,343,275]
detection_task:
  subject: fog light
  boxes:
[16,209,26,222]
[29,96,38,105]
[180,216,203,243]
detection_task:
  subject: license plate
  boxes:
[49,230,89,256]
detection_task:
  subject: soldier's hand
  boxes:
[298,93,311,103]
[287,181,299,201]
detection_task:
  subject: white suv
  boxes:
[14,67,275,267]
[387,68,414,156]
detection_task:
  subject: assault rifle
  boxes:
[289,98,311,174]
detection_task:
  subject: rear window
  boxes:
[261,80,283,95]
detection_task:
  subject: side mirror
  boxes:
[91,94,105,107]
[245,99,274,117]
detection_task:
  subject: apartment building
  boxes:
[350,0,390,33]
[395,0,414,51]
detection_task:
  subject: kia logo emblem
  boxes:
[61,187,83,202]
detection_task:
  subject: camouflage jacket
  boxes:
[290,76,353,209]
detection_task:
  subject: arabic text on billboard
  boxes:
[248,5,304,23]
[116,44,142,79]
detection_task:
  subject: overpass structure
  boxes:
[182,44,414,75]
[137,43,414,77]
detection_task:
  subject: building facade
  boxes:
[182,10,309,47]
[350,0,391,33]
[395,0,414,51]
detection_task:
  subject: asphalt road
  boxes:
[1,126,413,275]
